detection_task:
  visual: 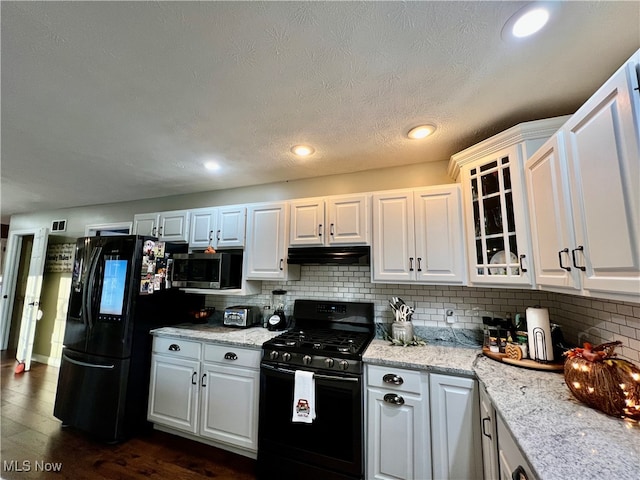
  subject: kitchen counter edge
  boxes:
[150,328,640,480]
[364,339,639,480]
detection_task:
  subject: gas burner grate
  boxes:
[267,328,372,355]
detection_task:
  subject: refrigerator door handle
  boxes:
[84,246,103,329]
[63,353,115,370]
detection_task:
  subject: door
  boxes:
[158,210,190,242]
[216,206,246,248]
[372,192,415,282]
[367,388,430,480]
[430,374,483,480]
[562,58,640,296]
[200,362,259,450]
[327,194,370,245]
[258,365,364,478]
[289,199,325,246]
[525,133,581,290]
[414,185,466,284]
[53,349,130,441]
[189,207,218,248]
[147,353,200,434]
[463,147,533,286]
[133,213,158,236]
[9,228,49,371]
[245,203,288,279]
[65,236,139,359]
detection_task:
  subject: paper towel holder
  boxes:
[531,326,551,363]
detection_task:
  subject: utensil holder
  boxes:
[392,321,414,343]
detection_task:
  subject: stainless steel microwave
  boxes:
[171,250,243,289]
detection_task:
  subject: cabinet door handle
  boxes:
[201,373,207,387]
[383,393,405,405]
[409,257,414,272]
[330,223,335,236]
[558,248,571,271]
[191,371,197,385]
[168,344,181,351]
[216,229,221,241]
[512,465,529,480]
[279,258,284,271]
[152,227,157,236]
[382,373,404,385]
[224,352,238,361]
[519,254,528,273]
[572,246,586,271]
[159,226,163,236]
[417,257,422,272]
[482,417,492,439]
[209,230,214,241]
[318,224,323,237]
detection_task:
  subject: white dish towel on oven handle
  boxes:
[292,370,316,423]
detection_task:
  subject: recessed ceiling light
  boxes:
[407,124,436,140]
[204,161,221,171]
[502,3,552,40]
[291,145,315,157]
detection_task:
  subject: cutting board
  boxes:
[482,347,564,371]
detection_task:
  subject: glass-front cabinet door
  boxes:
[463,146,533,286]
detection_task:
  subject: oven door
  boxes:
[258,363,364,480]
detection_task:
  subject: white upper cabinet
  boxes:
[289,194,370,246]
[133,210,190,242]
[527,51,640,298]
[372,185,465,284]
[133,213,158,237]
[215,205,246,248]
[525,133,581,290]
[245,202,300,280]
[413,186,466,284]
[189,207,218,249]
[449,117,569,287]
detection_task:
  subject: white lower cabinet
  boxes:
[366,367,483,480]
[479,382,499,480]
[430,373,483,480]
[147,336,260,458]
[497,414,537,480]
[366,365,431,480]
[199,345,260,452]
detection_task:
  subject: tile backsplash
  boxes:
[203,265,640,363]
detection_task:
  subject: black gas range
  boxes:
[262,299,374,374]
[258,299,375,480]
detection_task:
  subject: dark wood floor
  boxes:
[0,351,257,479]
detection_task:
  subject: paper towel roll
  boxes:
[526,307,554,362]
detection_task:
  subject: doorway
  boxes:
[6,235,33,354]
[0,227,49,371]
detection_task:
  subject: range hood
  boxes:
[287,246,370,265]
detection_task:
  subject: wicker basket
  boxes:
[564,341,640,421]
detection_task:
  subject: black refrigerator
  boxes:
[53,235,188,442]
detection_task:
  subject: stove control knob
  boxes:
[302,355,312,365]
[339,360,349,371]
[282,352,291,362]
[269,351,279,360]
[324,358,335,368]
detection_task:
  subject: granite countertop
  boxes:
[150,324,281,348]
[365,339,640,480]
[151,325,639,480]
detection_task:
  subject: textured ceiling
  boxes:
[2,1,639,221]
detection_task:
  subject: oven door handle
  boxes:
[261,363,360,383]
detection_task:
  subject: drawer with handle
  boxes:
[366,364,425,394]
[203,343,261,369]
[152,336,201,360]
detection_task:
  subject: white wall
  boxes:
[6,160,451,239]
